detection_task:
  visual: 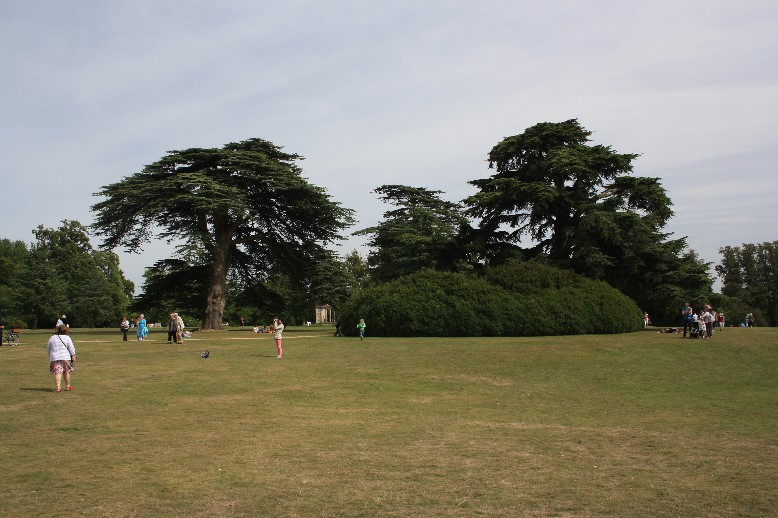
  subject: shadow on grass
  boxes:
[20,387,58,392]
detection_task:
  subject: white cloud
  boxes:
[1,0,776,289]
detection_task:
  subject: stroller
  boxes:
[689,318,706,339]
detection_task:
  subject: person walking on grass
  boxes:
[48,325,76,392]
[136,313,148,341]
[357,318,366,340]
[120,315,130,342]
[167,313,177,343]
[274,318,284,358]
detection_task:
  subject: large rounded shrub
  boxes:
[339,263,643,337]
[484,259,582,294]
[339,270,519,337]
[487,261,643,335]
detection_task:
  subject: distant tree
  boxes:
[28,221,133,327]
[716,246,746,300]
[343,250,370,289]
[0,239,29,281]
[94,249,136,301]
[634,245,713,325]
[91,139,355,330]
[716,242,778,326]
[355,185,469,282]
[708,293,756,328]
[225,280,286,328]
[0,239,30,325]
[8,248,68,329]
[131,259,209,324]
[271,271,312,326]
[308,249,357,313]
[220,248,356,327]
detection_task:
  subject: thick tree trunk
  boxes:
[202,248,229,330]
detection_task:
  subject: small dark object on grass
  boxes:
[201,350,209,358]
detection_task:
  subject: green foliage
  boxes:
[486,261,644,335]
[339,270,517,337]
[307,249,356,311]
[595,234,714,326]
[2,222,132,328]
[30,221,132,328]
[343,249,370,289]
[484,259,581,294]
[224,280,286,328]
[7,249,68,329]
[0,239,29,282]
[91,138,355,329]
[708,293,760,327]
[221,249,358,327]
[0,239,30,325]
[355,185,469,282]
[464,119,712,324]
[131,259,210,324]
[338,265,643,337]
[717,242,778,326]
[465,119,661,261]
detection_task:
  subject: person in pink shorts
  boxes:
[48,325,76,392]
[274,318,284,358]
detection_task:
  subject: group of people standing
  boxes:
[167,313,185,344]
[681,302,725,339]
[117,313,186,343]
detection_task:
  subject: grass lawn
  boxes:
[1,326,776,517]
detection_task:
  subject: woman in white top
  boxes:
[48,325,76,392]
[274,318,284,358]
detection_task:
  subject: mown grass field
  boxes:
[1,326,776,517]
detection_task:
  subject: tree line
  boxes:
[1,120,774,330]
[0,221,133,328]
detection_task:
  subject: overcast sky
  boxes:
[1,0,776,291]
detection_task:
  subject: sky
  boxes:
[1,0,776,292]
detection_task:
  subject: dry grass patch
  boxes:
[1,327,776,516]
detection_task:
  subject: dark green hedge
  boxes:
[488,261,644,335]
[484,259,583,294]
[339,270,519,337]
[338,264,643,337]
